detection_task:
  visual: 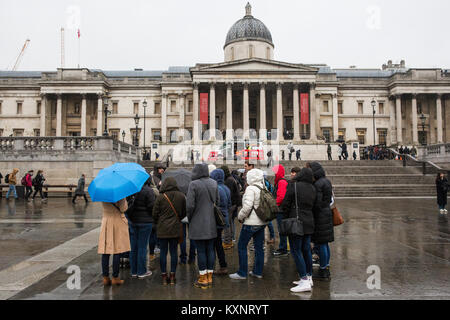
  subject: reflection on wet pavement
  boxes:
[0,198,449,300]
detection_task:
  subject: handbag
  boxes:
[332,207,344,226]
[279,183,304,237]
[201,181,226,227]
[163,194,184,244]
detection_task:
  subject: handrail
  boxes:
[388,148,442,174]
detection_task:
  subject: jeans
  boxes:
[214,228,227,268]
[6,185,17,199]
[129,223,152,276]
[180,223,196,263]
[288,235,312,278]
[25,186,33,199]
[439,204,446,210]
[194,239,215,272]
[266,221,275,239]
[237,225,265,277]
[318,243,331,269]
[159,238,178,273]
[102,254,121,278]
[276,213,288,251]
[149,226,159,254]
[223,207,235,244]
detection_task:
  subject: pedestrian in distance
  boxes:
[338,145,342,161]
[23,170,34,201]
[153,177,186,284]
[436,172,449,215]
[98,198,130,286]
[327,144,332,160]
[296,149,301,161]
[353,150,357,160]
[32,170,47,201]
[266,150,273,168]
[186,163,219,289]
[272,165,289,257]
[72,174,88,203]
[281,167,317,292]
[152,164,166,191]
[6,168,19,200]
[229,169,267,280]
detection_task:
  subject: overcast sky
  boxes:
[1,0,449,71]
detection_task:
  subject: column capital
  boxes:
[96,93,104,99]
[162,92,168,98]
[226,82,233,90]
[243,82,249,89]
[56,93,62,99]
[293,82,300,90]
[39,93,46,98]
[193,82,199,90]
[179,92,187,98]
[276,82,283,90]
[332,93,338,99]
[81,93,87,99]
[395,94,402,99]
[259,82,266,89]
[436,93,443,99]
[210,82,216,90]
[315,93,321,99]
[411,93,418,99]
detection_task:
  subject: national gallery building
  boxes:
[1,3,450,154]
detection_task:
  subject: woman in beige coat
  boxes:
[98,198,130,285]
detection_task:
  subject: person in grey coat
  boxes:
[72,174,88,203]
[186,163,219,289]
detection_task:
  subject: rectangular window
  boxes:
[112,102,118,114]
[74,103,80,114]
[130,129,141,146]
[152,130,161,141]
[357,129,366,145]
[338,129,345,142]
[322,128,331,143]
[17,102,23,114]
[169,129,177,143]
[377,129,387,145]
[323,101,329,113]
[154,102,161,114]
[34,129,40,137]
[170,100,176,113]
[188,100,193,113]
[109,129,120,141]
[0,129,3,136]
[378,102,384,115]
[358,102,363,115]
[37,101,41,115]
[338,102,343,114]
[13,129,24,137]
[133,102,139,115]
[0,101,2,114]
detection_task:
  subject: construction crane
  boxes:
[12,39,30,71]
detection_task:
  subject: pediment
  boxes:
[191,58,318,74]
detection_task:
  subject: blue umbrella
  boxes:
[88,162,149,203]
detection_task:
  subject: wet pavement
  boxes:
[0,197,449,300]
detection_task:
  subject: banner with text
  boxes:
[200,93,209,125]
[300,93,309,125]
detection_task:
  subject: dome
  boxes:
[224,3,273,48]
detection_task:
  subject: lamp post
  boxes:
[371,99,376,146]
[102,97,111,136]
[420,113,426,146]
[122,130,125,143]
[134,113,140,147]
[143,99,147,151]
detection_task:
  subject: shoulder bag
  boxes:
[163,193,184,244]
[201,181,226,227]
[330,189,344,226]
[279,182,304,237]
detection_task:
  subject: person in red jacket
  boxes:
[25,170,34,201]
[272,165,289,256]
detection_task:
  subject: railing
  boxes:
[388,148,442,175]
[0,184,77,197]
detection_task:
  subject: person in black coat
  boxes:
[436,173,449,214]
[309,161,334,280]
[127,178,156,278]
[281,168,317,291]
[221,166,242,247]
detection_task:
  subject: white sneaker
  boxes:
[444,209,448,213]
[229,273,247,280]
[138,271,152,279]
[308,275,314,287]
[290,279,312,293]
[154,247,160,254]
[440,209,444,214]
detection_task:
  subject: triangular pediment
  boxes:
[191,58,318,74]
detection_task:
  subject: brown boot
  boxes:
[102,276,111,286]
[162,273,168,285]
[215,267,228,275]
[169,272,176,285]
[194,274,209,289]
[207,272,213,286]
[111,277,124,285]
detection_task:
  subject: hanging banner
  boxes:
[300,93,309,125]
[200,93,209,125]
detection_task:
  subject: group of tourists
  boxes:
[98,159,335,293]
[1,169,47,201]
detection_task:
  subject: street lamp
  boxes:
[102,97,111,136]
[420,113,426,146]
[134,113,140,147]
[143,99,147,151]
[371,99,376,146]
[122,130,125,143]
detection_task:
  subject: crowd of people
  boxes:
[0,169,47,202]
[98,160,335,293]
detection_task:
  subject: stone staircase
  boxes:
[140,160,437,198]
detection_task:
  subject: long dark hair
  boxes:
[436,172,445,182]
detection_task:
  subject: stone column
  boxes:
[332,93,338,142]
[277,82,283,142]
[259,82,266,141]
[315,93,321,140]
[309,83,317,141]
[389,97,396,145]
[396,95,402,143]
[437,94,443,143]
[161,93,167,143]
[293,83,300,141]
[56,94,62,137]
[81,94,87,136]
[193,83,200,143]
[40,94,46,136]
[243,82,250,139]
[97,94,103,136]
[411,94,418,144]
[226,83,233,141]
[210,83,216,140]
[179,93,185,140]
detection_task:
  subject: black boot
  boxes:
[313,267,330,281]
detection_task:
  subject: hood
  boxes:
[192,163,210,180]
[221,166,231,178]
[208,164,217,174]
[310,162,326,180]
[246,169,264,188]
[272,165,285,184]
[210,169,225,185]
[160,177,180,193]
[295,168,314,184]
[12,168,19,175]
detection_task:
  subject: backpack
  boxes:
[252,185,279,222]
[264,178,274,194]
[5,174,9,183]
[32,176,38,186]
[21,175,27,186]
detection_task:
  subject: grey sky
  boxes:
[1,0,449,71]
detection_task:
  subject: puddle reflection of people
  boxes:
[7,200,16,216]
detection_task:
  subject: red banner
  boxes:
[200,93,209,125]
[300,93,309,125]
